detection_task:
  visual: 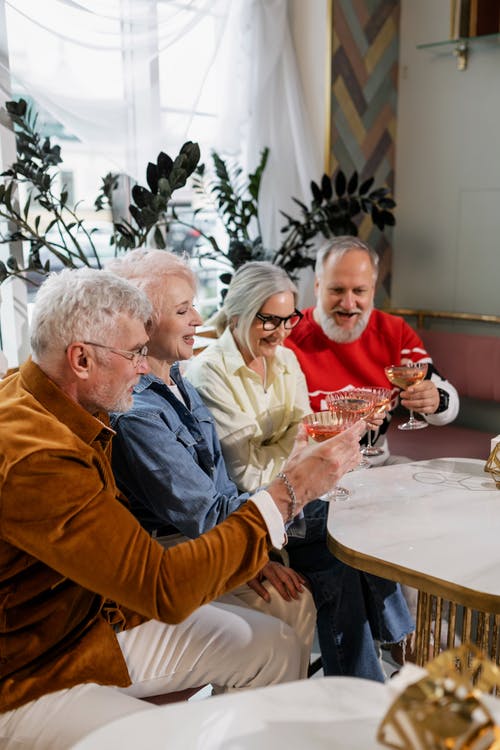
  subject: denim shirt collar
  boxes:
[134,363,190,404]
[132,365,213,476]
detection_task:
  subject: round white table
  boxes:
[72,677,391,749]
[327,457,500,664]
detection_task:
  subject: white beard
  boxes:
[316,304,372,343]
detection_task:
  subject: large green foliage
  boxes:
[0,99,200,285]
[0,97,395,298]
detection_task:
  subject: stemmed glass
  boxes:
[326,389,376,468]
[384,362,429,430]
[302,410,357,500]
[356,387,392,457]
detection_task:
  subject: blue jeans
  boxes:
[286,500,414,682]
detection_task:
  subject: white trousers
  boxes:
[0,600,304,750]
[218,584,316,680]
[158,532,316,680]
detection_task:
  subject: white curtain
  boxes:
[214,0,321,253]
[2,0,321,250]
[2,0,230,178]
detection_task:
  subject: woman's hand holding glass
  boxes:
[301,411,363,500]
[269,419,366,521]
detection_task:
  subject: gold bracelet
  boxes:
[276,471,297,523]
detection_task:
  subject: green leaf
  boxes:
[380,210,396,227]
[359,177,374,195]
[146,162,158,193]
[4,182,13,211]
[334,170,346,198]
[23,193,32,219]
[131,185,152,209]
[157,177,172,201]
[157,152,174,179]
[379,197,396,209]
[153,225,165,248]
[310,180,322,203]
[347,172,359,195]
[179,141,201,175]
[129,205,145,229]
[369,187,390,200]
[321,174,333,200]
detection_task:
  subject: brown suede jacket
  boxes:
[0,359,272,711]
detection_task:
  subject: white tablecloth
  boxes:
[72,677,391,749]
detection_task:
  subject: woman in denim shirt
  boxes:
[109,249,317,679]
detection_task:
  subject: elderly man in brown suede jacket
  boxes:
[0,267,364,749]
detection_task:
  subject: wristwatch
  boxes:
[435,387,450,414]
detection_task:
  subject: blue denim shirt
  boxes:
[111,365,249,538]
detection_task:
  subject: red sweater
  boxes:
[285,308,429,411]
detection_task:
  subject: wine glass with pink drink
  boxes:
[326,389,377,468]
[355,387,393,457]
[384,362,429,430]
[302,410,357,500]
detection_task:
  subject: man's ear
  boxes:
[66,343,91,380]
[313,276,320,299]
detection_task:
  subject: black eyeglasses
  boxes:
[83,341,148,367]
[255,309,303,331]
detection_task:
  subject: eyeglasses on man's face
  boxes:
[255,309,303,331]
[83,341,148,367]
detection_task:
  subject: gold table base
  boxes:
[416,592,500,670]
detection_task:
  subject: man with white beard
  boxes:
[286,236,459,465]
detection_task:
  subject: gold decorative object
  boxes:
[377,645,500,749]
[485,443,500,489]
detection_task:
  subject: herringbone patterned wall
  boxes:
[329,0,400,296]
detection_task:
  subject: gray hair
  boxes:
[211,261,298,355]
[315,236,379,280]
[30,266,152,361]
[107,248,196,322]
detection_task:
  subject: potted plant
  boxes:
[167,149,396,296]
[0,98,200,286]
[0,98,396,305]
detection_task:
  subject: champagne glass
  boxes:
[384,363,429,430]
[302,410,356,500]
[356,387,392,457]
[326,389,376,468]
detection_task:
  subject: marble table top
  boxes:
[327,458,500,610]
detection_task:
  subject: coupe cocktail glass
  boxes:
[326,390,376,468]
[356,387,392,457]
[384,363,429,430]
[302,410,356,500]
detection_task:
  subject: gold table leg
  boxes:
[415,591,500,668]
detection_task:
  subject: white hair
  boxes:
[30,267,152,361]
[106,248,196,321]
[315,236,379,281]
[210,261,298,355]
